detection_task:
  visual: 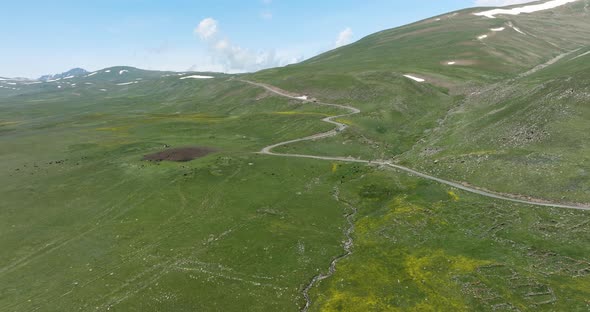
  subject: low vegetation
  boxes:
[1,1,589,311]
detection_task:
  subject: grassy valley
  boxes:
[1,1,590,311]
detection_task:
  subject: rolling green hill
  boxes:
[251,0,590,203]
[1,1,589,311]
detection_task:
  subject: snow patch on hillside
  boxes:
[512,26,525,34]
[119,70,128,75]
[491,27,505,31]
[403,75,425,82]
[180,75,214,79]
[474,0,580,18]
[477,34,488,40]
[116,81,138,86]
[570,50,590,61]
[507,22,526,35]
[86,72,98,77]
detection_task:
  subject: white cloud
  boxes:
[260,10,273,20]
[215,39,230,50]
[194,18,218,40]
[335,27,353,48]
[211,39,302,72]
[192,18,303,73]
[475,0,532,6]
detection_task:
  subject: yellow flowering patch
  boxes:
[95,126,130,132]
[389,196,423,215]
[334,118,355,126]
[404,250,491,311]
[147,113,230,123]
[316,248,490,312]
[273,111,327,116]
[311,185,493,312]
[321,290,398,312]
[0,121,21,126]
[448,191,460,201]
[317,258,402,312]
[331,163,339,173]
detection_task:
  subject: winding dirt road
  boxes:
[242,79,590,211]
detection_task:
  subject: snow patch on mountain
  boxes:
[116,81,138,86]
[403,75,425,82]
[474,0,580,19]
[180,75,214,79]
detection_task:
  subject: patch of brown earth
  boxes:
[143,146,216,162]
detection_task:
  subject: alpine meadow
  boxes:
[1,0,590,311]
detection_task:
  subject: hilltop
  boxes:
[39,68,89,82]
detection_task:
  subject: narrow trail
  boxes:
[241,79,590,212]
[301,187,357,312]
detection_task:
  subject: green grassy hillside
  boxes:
[1,1,590,311]
[250,0,590,203]
[400,48,590,203]
[253,0,590,87]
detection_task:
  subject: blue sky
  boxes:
[1,0,529,78]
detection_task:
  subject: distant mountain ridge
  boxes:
[39,68,88,81]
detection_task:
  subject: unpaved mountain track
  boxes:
[241,79,590,212]
[241,79,590,312]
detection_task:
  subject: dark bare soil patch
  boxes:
[143,146,216,162]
